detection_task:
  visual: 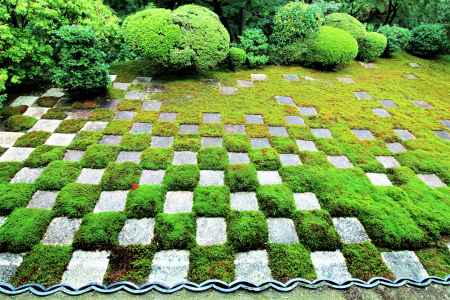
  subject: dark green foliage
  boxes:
[36,161,81,190]
[12,245,72,287]
[377,25,411,57]
[198,147,228,170]
[249,148,281,170]
[0,208,53,253]
[68,132,103,150]
[0,183,36,215]
[101,162,141,190]
[25,145,65,168]
[227,47,246,70]
[37,97,59,108]
[225,164,258,192]
[126,185,165,218]
[56,119,86,133]
[154,213,195,250]
[416,245,450,277]
[268,244,315,281]
[193,186,230,217]
[238,28,269,67]
[224,134,251,152]
[81,144,119,168]
[163,165,199,191]
[324,13,366,39]
[140,148,173,170]
[357,32,387,62]
[228,211,268,251]
[14,131,50,147]
[6,115,37,131]
[41,108,67,120]
[0,162,23,183]
[74,212,126,250]
[294,210,341,251]
[53,183,100,218]
[256,184,295,217]
[189,246,234,283]
[408,24,448,57]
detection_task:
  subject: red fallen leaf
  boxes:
[18,105,28,113]
[131,183,140,190]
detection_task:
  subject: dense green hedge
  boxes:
[324,13,366,39]
[357,32,387,62]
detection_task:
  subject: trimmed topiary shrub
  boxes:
[407,24,448,58]
[122,5,230,72]
[324,13,366,39]
[238,28,270,67]
[357,32,387,62]
[303,26,358,69]
[227,47,246,70]
[377,25,411,57]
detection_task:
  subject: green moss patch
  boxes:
[224,135,251,152]
[140,148,173,170]
[198,147,228,170]
[89,108,114,121]
[0,183,36,215]
[154,213,195,250]
[271,137,298,153]
[163,165,199,191]
[416,244,450,277]
[126,185,165,218]
[14,131,50,147]
[120,134,151,151]
[152,122,179,136]
[256,184,295,217]
[56,119,86,133]
[249,148,281,170]
[225,164,258,192]
[81,144,119,168]
[174,136,201,151]
[69,132,103,150]
[6,115,37,131]
[228,211,268,251]
[25,145,65,168]
[189,246,234,283]
[101,162,141,191]
[268,244,316,282]
[36,161,81,190]
[53,183,100,218]
[104,120,133,135]
[0,162,23,183]
[193,186,230,217]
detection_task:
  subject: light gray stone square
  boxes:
[303,76,315,81]
[237,80,254,88]
[81,121,107,132]
[352,129,375,141]
[220,86,238,96]
[381,251,428,281]
[10,167,43,183]
[413,100,432,109]
[203,113,221,124]
[257,171,282,185]
[386,142,406,154]
[113,82,130,90]
[354,91,372,100]
[142,101,162,112]
[409,62,420,68]
[45,133,75,146]
[228,152,250,165]
[269,126,288,137]
[332,217,370,244]
[245,114,264,125]
[196,218,227,246]
[27,191,58,209]
[404,73,417,80]
[11,96,39,107]
[294,192,321,211]
[327,156,353,169]
[94,191,128,212]
[312,128,332,139]
[199,170,224,186]
[275,96,295,106]
[283,74,299,81]
[231,192,259,211]
[251,74,267,81]
[366,173,392,186]
[164,191,193,213]
[125,91,145,100]
[372,108,390,118]
[234,250,272,285]
[376,156,400,169]
[337,76,355,84]
[0,132,24,148]
[115,111,135,120]
[268,218,299,244]
[100,135,122,145]
[133,77,152,84]
[109,75,117,82]
[285,116,304,126]
[131,123,152,134]
[140,170,165,185]
[99,100,119,110]
[201,137,223,148]
[280,154,301,166]
[42,217,81,245]
[311,251,352,284]
[64,150,85,162]
[0,253,23,283]
[148,250,189,286]
[417,174,446,188]
[0,217,7,227]
[77,168,105,185]
[116,151,141,163]
[119,218,155,246]
[41,88,65,99]
[29,119,61,132]
[179,124,199,135]
[24,107,49,118]
[251,138,271,149]
[298,107,318,117]
[381,99,397,108]
[394,129,415,141]
[296,140,318,152]
[359,62,376,69]
[224,124,245,134]
[0,147,34,162]
[441,120,450,129]
[61,250,110,288]
[151,136,174,148]
[173,151,197,165]
[159,112,177,122]
[434,130,450,141]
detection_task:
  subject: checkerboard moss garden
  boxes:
[0,0,449,291]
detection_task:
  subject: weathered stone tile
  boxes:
[196,218,227,246]
[100,135,122,145]
[64,150,85,162]
[366,173,392,186]
[434,130,450,141]
[352,129,375,141]
[133,77,152,84]
[199,170,224,186]
[285,116,304,126]
[24,107,49,118]
[94,191,128,212]
[275,96,295,106]
[394,129,415,141]
[173,151,197,165]
[283,74,299,81]
[0,147,34,162]
[148,250,189,285]
[376,156,400,169]
[131,123,152,134]
[337,76,355,84]
[298,107,318,117]
[311,251,352,284]
[179,124,199,135]
[231,192,258,211]
[115,111,135,120]
[10,167,43,183]
[441,120,450,129]
[61,250,110,288]
[303,76,316,81]
[81,121,108,132]
[0,253,23,283]
[11,96,39,107]
[116,151,141,163]
[109,75,117,82]
[99,100,119,111]
[381,251,428,281]
[164,191,193,213]
[29,119,61,132]
[140,170,165,185]
[296,140,318,152]
[203,113,221,124]
[77,168,105,185]
[42,217,81,245]
[417,174,446,188]
[219,86,238,96]
[224,125,245,134]
[237,80,254,88]
[268,218,299,244]
[381,99,397,108]
[327,156,353,169]
[409,62,420,68]
[151,136,173,148]
[0,132,24,148]
[201,137,223,148]
[386,142,406,154]
[294,192,321,211]
[234,250,272,285]
[27,191,58,209]
[45,133,76,146]
[280,154,301,166]
[269,126,288,137]
[311,128,332,139]
[251,74,267,81]
[354,91,372,100]
[228,152,250,165]
[359,62,376,69]
[251,138,271,149]
[159,112,177,122]
[404,73,418,80]
[119,218,155,246]
[413,100,432,109]
[245,114,264,125]
[257,171,282,185]
[142,101,162,112]
[113,82,130,91]
[41,88,65,99]
[125,91,145,100]
[372,108,391,118]
[332,217,369,244]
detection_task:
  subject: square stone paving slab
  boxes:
[45,133,76,146]
[434,130,450,141]
[285,116,304,126]
[381,251,428,281]
[203,113,222,124]
[164,191,193,213]
[268,218,299,244]
[219,86,238,96]
[352,129,375,141]
[251,74,267,81]
[140,170,165,185]
[173,151,197,165]
[94,191,128,212]
[311,128,332,139]
[131,123,152,134]
[257,171,282,185]
[0,253,23,283]
[179,124,199,135]
[196,218,227,246]
[159,112,177,122]
[133,77,152,84]
[115,111,135,120]
[24,107,49,118]
[148,250,189,286]
[409,62,420,68]
[294,192,321,211]
[296,140,318,152]
[441,120,450,129]
[77,168,105,185]
[327,156,353,169]
[27,191,58,209]
[413,100,432,109]
[0,147,34,162]
[280,154,301,166]
[116,151,142,163]
[11,96,39,107]
[100,135,122,145]
[269,126,288,137]
[42,217,81,245]
[151,136,173,148]
[10,167,43,183]
[61,250,110,288]
[298,107,318,117]
[41,88,65,98]
[283,74,300,81]
[332,217,370,244]
[251,138,271,149]
[64,150,85,162]
[354,91,372,100]
[366,173,392,186]
[404,73,418,80]
[337,76,355,84]
[386,142,406,154]
[311,251,352,284]
[199,170,224,186]
[394,129,415,141]
[118,218,155,246]
[228,152,250,165]
[231,192,259,211]
[417,174,446,188]
[234,250,272,285]
[0,132,24,148]
[81,121,108,132]
[381,99,397,108]
[372,108,391,118]
[201,137,223,148]
[113,82,130,91]
[275,96,295,106]
[125,91,145,100]
[376,156,400,169]
[29,119,61,132]
[237,80,254,88]
[142,101,162,112]
[245,114,264,125]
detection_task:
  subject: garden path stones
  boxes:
[109,75,117,82]
[376,156,400,169]
[332,217,369,244]
[359,62,376,69]
[113,82,130,91]
[10,167,43,184]
[434,130,450,140]
[409,62,420,68]
[131,122,152,134]
[0,253,23,283]
[199,171,224,186]
[280,154,301,166]
[237,80,254,88]
[94,191,128,213]
[275,96,295,106]
[285,116,304,126]
[173,151,197,165]
[380,99,397,108]
[372,108,390,118]
[159,112,177,122]
[257,171,282,185]
[61,250,110,288]
[228,152,250,165]
[269,126,288,137]
[116,151,142,163]
[394,129,415,141]
[118,218,155,246]
[225,125,246,134]
[27,191,58,209]
[203,113,221,124]
[125,91,145,100]
[413,100,432,109]
[133,77,152,85]
[140,170,165,185]
[42,217,81,245]
[148,250,189,286]
[234,250,272,285]
[81,121,108,132]
[327,156,353,169]
[366,173,392,186]
[352,129,375,141]
[298,106,318,117]
[196,218,227,246]
[354,91,372,101]
[311,128,332,139]
[381,251,428,281]
[386,142,406,154]
[179,124,199,135]
[268,218,299,244]
[251,138,271,149]
[45,133,76,146]
[0,132,24,148]
[29,119,61,132]
[251,74,267,81]
[245,114,264,125]
[142,101,162,112]
[115,111,135,120]
[0,147,34,162]
[201,137,223,148]
[24,107,49,118]
[99,100,119,110]
[164,191,193,213]
[284,74,300,81]
[151,136,173,148]
[64,150,85,162]
[77,168,105,185]
[11,96,39,107]
[296,140,318,152]
[441,120,450,129]
[231,192,259,211]
[41,88,65,99]
[294,193,321,211]
[417,174,446,188]
[337,76,355,84]
[219,86,238,96]
[311,251,352,284]
[100,135,122,145]
[404,73,418,80]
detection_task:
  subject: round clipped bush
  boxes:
[408,24,448,58]
[324,13,366,39]
[303,26,358,69]
[377,25,411,57]
[122,5,230,72]
[357,32,387,62]
[227,47,246,70]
